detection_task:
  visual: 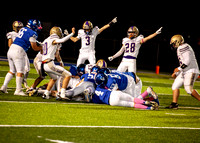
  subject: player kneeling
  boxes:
[42,26,75,99]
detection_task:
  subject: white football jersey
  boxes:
[122,35,144,62]
[177,43,199,74]
[6,31,18,41]
[77,26,100,52]
[42,34,62,61]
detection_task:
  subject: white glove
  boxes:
[108,56,113,61]
[36,40,43,46]
[112,17,117,23]
[156,27,163,34]
[64,29,69,35]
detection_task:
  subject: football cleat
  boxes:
[83,88,93,103]
[14,90,27,96]
[147,87,158,100]
[28,89,37,97]
[166,102,179,109]
[42,94,50,99]
[0,85,8,93]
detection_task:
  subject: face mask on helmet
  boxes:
[127,26,139,39]
[83,21,93,35]
[170,41,177,51]
[13,21,24,32]
[27,19,42,32]
[95,72,108,86]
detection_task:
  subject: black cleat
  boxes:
[166,102,179,109]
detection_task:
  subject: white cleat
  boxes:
[0,85,8,93]
[147,87,158,99]
[14,90,27,96]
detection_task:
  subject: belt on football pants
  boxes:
[42,59,53,64]
[123,56,137,59]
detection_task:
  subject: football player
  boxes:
[167,35,200,109]
[70,17,117,67]
[0,21,23,94]
[1,20,42,96]
[42,26,75,99]
[92,74,158,110]
[108,26,162,73]
[95,71,158,101]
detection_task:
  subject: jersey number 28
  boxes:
[125,43,135,53]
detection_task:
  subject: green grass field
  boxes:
[0,60,200,143]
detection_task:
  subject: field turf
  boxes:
[0,60,199,143]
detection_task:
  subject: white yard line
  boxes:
[0,125,199,130]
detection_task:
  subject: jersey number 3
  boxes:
[85,36,90,46]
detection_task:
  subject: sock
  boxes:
[134,98,146,104]
[3,72,14,87]
[23,72,29,81]
[44,90,50,96]
[134,104,148,109]
[140,91,149,99]
[16,76,22,91]
[61,88,66,98]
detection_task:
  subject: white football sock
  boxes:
[16,76,23,91]
[3,72,14,87]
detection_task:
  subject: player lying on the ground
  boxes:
[86,72,159,110]
[41,26,75,99]
[93,86,158,110]
[108,26,162,73]
[167,35,200,109]
[70,17,117,66]
[92,70,159,104]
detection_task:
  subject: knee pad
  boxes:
[184,85,193,94]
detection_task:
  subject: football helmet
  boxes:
[83,21,93,34]
[27,19,42,32]
[95,72,108,86]
[96,59,107,69]
[99,68,111,75]
[91,66,100,73]
[50,26,63,38]
[12,21,23,32]
[127,26,139,39]
[77,64,86,75]
[170,35,184,49]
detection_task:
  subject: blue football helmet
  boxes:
[99,68,111,75]
[77,64,86,75]
[27,19,42,32]
[91,66,100,74]
[95,72,108,86]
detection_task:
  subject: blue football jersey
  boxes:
[13,27,38,52]
[106,72,128,91]
[92,86,111,105]
[81,73,96,84]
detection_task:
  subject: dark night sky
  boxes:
[1,15,200,73]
